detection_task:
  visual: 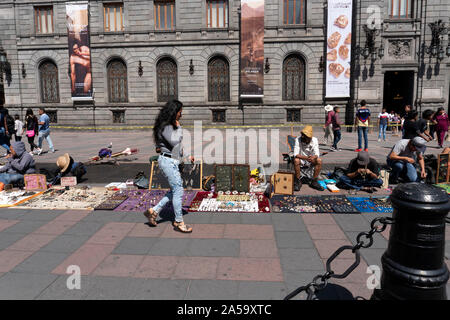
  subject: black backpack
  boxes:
[6,114,15,135]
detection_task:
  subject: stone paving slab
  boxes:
[0,207,432,300]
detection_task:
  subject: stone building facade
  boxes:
[0,0,449,126]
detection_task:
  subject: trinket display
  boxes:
[94,194,128,210]
[347,196,393,213]
[215,165,233,192]
[18,187,116,210]
[0,190,44,208]
[270,195,359,214]
[233,165,250,193]
[188,192,270,213]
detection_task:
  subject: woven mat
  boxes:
[188,191,271,213]
[346,196,393,213]
[270,195,360,214]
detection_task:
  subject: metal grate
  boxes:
[283,55,305,101]
[208,56,230,101]
[39,61,59,103]
[212,110,226,123]
[286,109,301,122]
[112,110,125,123]
[157,58,177,102]
[108,59,128,103]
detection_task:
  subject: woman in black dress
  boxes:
[24,108,39,153]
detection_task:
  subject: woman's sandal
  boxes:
[173,221,193,233]
[143,208,158,227]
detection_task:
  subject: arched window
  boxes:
[107,59,128,103]
[157,58,177,102]
[282,55,305,101]
[208,56,230,101]
[39,60,59,103]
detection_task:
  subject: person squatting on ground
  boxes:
[387,137,427,183]
[326,106,342,151]
[355,100,370,152]
[24,108,39,154]
[377,108,389,142]
[53,153,87,185]
[144,99,195,233]
[0,141,36,186]
[293,125,324,191]
[36,107,55,155]
[337,151,383,193]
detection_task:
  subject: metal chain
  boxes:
[446,216,450,224]
[284,216,395,300]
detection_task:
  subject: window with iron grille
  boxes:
[154,1,176,30]
[388,0,412,18]
[35,6,54,34]
[39,61,59,103]
[157,58,177,102]
[283,0,306,25]
[283,55,305,101]
[206,0,228,28]
[286,109,301,123]
[104,3,124,32]
[208,57,230,101]
[46,110,58,123]
[107,59,128,103]
[212,110,226,123]
[112,110,125,123]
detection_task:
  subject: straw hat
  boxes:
[301,125,314,138]
[56,153,71,173]
[324,105,334,112]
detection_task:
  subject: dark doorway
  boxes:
[383,71,414,114]
[0,73,4,106]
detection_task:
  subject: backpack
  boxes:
[6,115,15,135]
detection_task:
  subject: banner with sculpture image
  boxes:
[325,0,353,98]
[66,2,93,100]
[240,0,264,98]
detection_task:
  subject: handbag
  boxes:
[133,171,149,189]
[26,130,35,138]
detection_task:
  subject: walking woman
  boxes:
[144,100,194,233]
[432,107,449,148]
[24,108,39,154]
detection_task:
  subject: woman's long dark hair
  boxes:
[26,108,34,117]
[153,99,183,144]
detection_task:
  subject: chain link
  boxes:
[284,217,395,300]
[446,216,450,224]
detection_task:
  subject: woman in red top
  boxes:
[432,107,449,148]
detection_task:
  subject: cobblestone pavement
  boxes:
[0,208,448,300]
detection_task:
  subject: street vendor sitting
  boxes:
[293,125,324,191]
[337,151,383,192]
[53,153,87,184]
[0,141,36,186]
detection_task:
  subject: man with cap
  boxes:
[53,153,87,184]
[387,137,427,183]
[0,141,36,186]
[337,151,382,192]
[293,125,324,191]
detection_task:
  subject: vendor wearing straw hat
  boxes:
[54,153,87,184]
[293,125,324,191]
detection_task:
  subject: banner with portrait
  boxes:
[66,2,93,100]
[325,0,353,98]
[240,0,264,98]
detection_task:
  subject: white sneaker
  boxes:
[36,148,42,155]
[377,139,381,142]
[29,151,34,156]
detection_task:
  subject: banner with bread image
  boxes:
[325,0,353,98]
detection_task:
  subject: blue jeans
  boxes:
[0,173,24,185]
[0,127,10,153]
[387,159,418,182]
[332,129,341,149]
[153,155,184,223]
[378,124,387,140]
[38,129,54,151]
[338,175,383,191]
[357,126,368,150]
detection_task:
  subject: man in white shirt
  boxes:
[293,125,324,191]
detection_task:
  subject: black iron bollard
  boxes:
[372,183,450,300]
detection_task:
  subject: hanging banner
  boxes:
[325,0,352,98]
[240,0,264,98]
[66,2,93,100]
